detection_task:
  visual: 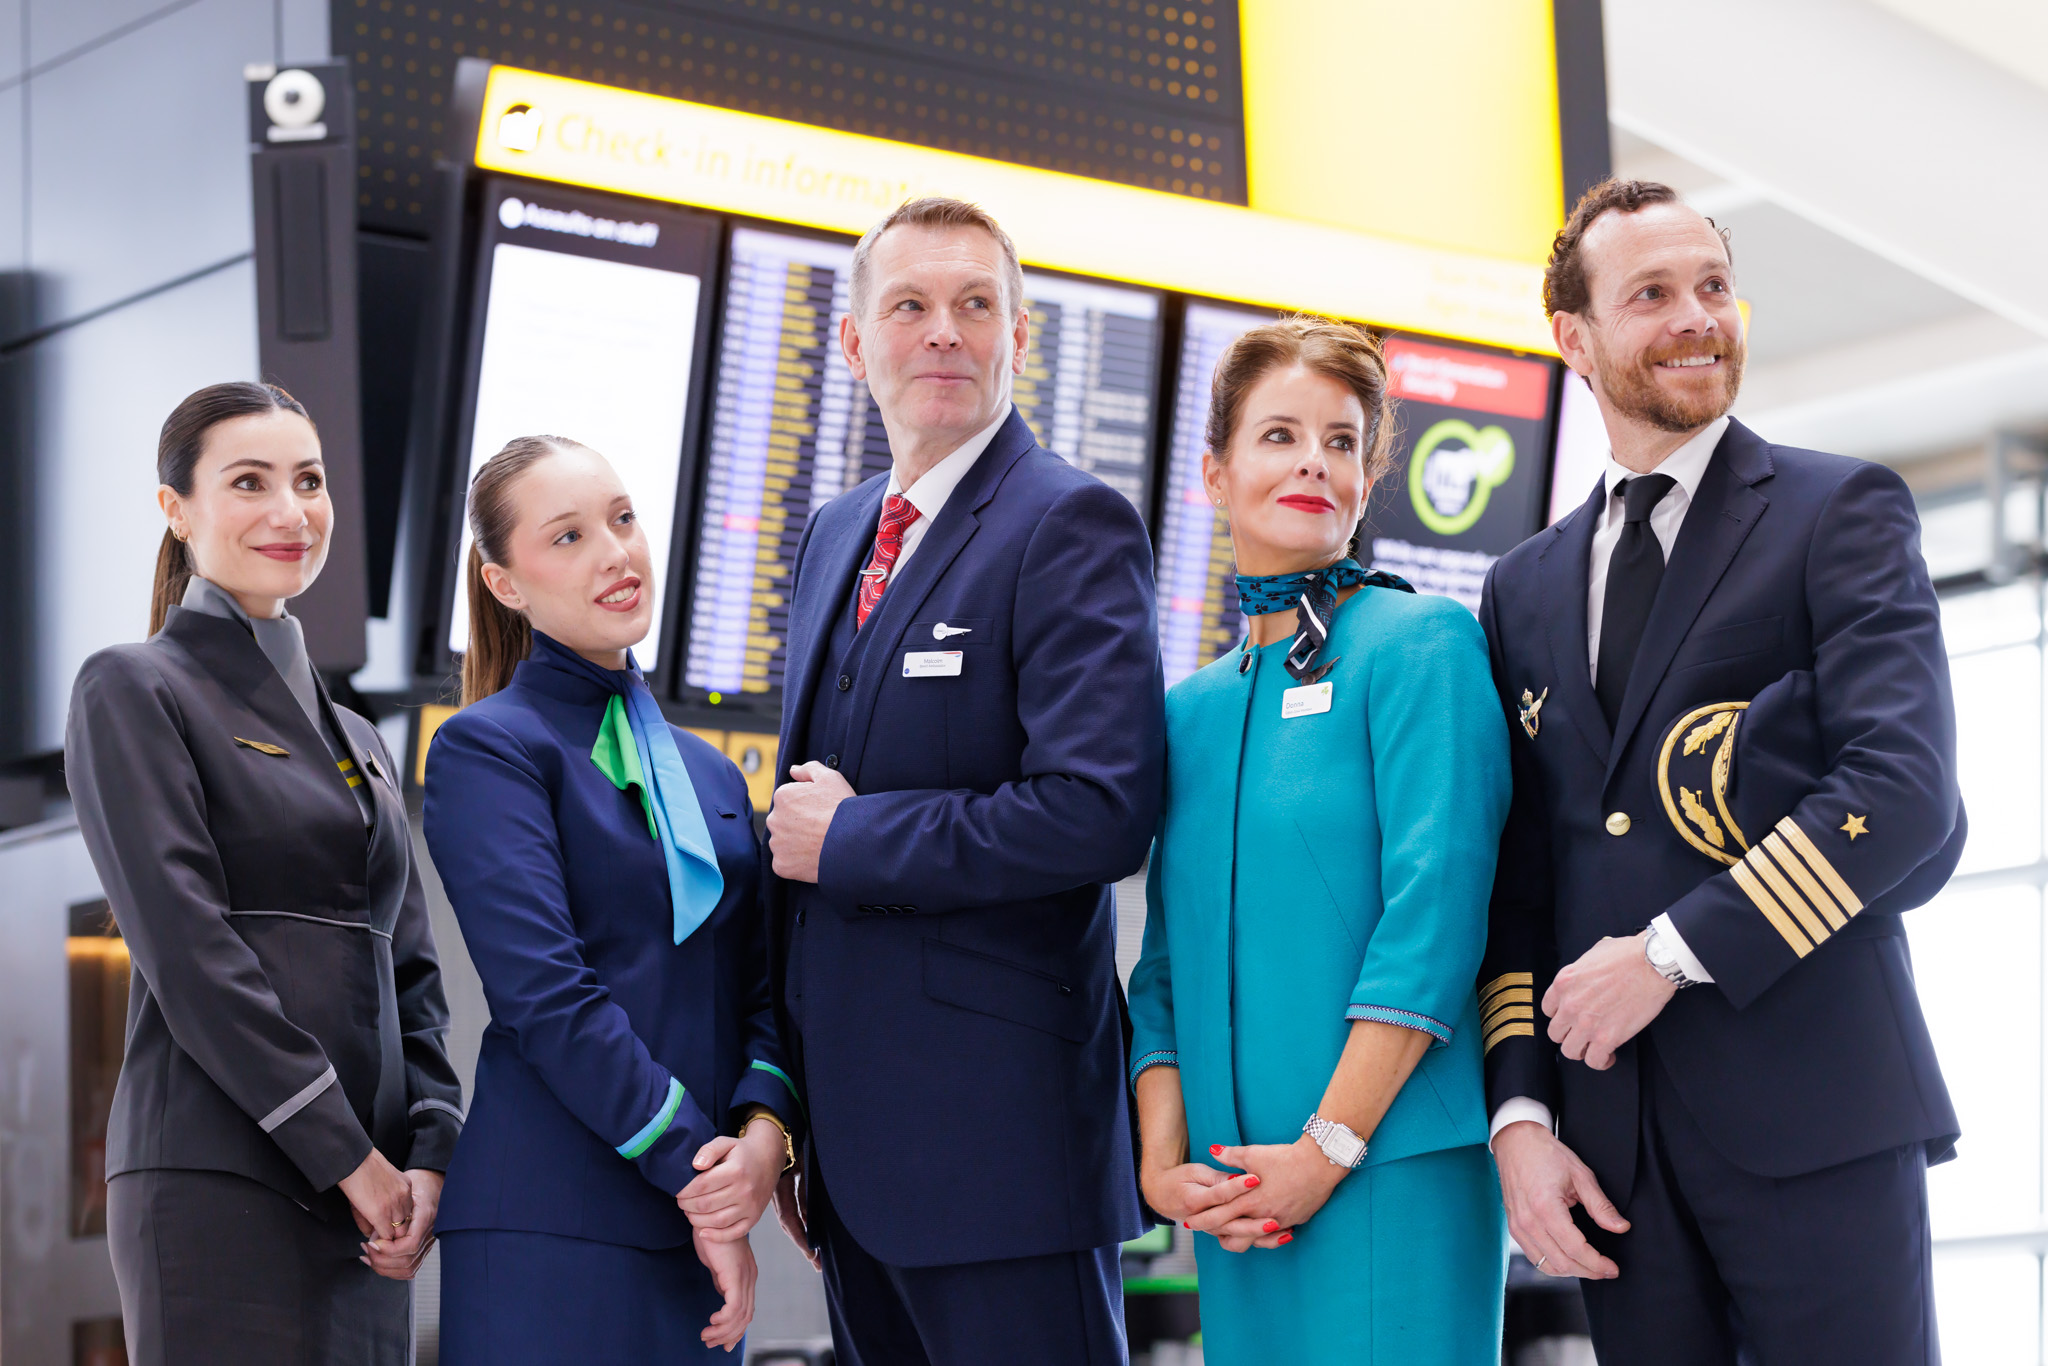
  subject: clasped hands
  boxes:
[675,1116,789,1352]
[341,1149,442,1282]
[1143,1135,1348,1254]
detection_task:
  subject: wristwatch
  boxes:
[1644,924,1699,989]
[1301,1112,1368,1170]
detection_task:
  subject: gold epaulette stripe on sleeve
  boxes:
[1775,818,1863,914]
[1481,990,1533,1034]
[1746,842,1830,943]
[1483,1020,1535,1054]
[1761,833,1847,930]
[1730,860,1813,957]
[1480,972,1533,1006]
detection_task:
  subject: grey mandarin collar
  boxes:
[181,576,323,737]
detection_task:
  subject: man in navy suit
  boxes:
[762,197,1163,1365]
[1477,179,1961,1364]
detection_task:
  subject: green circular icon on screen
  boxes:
[1408,419,1516,536]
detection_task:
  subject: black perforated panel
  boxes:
[339,0,1246,232]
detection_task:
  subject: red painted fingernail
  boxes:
[1278,1232,1293,1244]
[1262,1220,1279,1233]
[1182,1221,1190,1228]
[1243,1175,1260,1188]
[1209,1144,1222,1156]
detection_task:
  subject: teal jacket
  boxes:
[1128,589,1511,1163]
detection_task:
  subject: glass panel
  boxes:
[1933,1252,2040,1366]
[1943,582,2043,658]
[1920,497,1996,581]
[67,897,129,1239]
[1949,644,2043,875]
[1915,884,2043,1240]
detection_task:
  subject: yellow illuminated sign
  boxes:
[1241,1,1565,267]
[472,66,1553,355]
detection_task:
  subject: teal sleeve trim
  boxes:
[617,1077,685,1159]
[749,1059,806,1116]
[1346,1003,1453,1046]
[1129,1049,1179,1085]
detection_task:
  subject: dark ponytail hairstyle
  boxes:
[461,435,593,706]
[150,382,314,636]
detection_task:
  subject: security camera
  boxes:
[264,69,328,140]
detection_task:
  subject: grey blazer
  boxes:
[65,606,463,1214]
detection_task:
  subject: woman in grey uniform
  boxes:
[64,381,465,1365]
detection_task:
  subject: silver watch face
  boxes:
[1323,1126,1366,1168]
[1647,931,1678,971]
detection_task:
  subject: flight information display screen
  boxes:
[1156,302,1270,687]
[681,227,874,709]
[1012,274,1161,510]
[445,180,718,673]
[678,226,1163,713]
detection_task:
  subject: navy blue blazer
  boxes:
[772,407,1164,1267]
[1477,419,1961,1200]
[423,635,802,1250]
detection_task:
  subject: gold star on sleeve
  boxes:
[1840,813,1869,840]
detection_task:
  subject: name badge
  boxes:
[1281,682,1333,719]
[902,650,964,678]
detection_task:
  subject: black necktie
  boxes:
[1595,473,1677,728]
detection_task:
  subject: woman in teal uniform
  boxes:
[1129,316,1512,1364]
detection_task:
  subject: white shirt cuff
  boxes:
[1488,1098,1555,1150]
[1651,912,1715,984]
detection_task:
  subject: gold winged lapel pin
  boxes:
[233,737,290,757]
[1518,687,1548,740]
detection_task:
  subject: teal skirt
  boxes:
[1192,1143,1506,1365]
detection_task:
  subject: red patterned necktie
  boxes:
[855,494,921,628]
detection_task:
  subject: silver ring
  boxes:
[1535,1254,1549,1269]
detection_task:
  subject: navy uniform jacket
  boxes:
[66,608,464,1214]
[423,634,802,1249]
[1477,419,1961,1201]
[772,408,1164,1267]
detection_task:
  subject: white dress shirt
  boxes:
[1489,416,1730,1149]
[876,407,1010,585]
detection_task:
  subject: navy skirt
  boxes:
[439,1229,732,1364]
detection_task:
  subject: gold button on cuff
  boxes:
[1606,812,1632,836]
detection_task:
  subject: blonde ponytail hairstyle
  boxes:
[459,435,594,705]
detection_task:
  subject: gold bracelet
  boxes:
[741,1106,796,1172]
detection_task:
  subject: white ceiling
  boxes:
[1603,0,2048,477]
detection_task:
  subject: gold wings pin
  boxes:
[1518,687,1548,740]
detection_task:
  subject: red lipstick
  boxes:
[254,543,311,561]
[1276,494,1335,514]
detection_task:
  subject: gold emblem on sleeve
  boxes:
[1656,701,1750,866]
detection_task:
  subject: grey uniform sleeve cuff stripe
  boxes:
[408,1098,465,1122]
[259,1065,338,1133]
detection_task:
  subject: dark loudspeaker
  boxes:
[247,60,368,672]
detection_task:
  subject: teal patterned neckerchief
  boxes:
[1235,557,1413,683]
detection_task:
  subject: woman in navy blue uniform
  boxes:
[425,435,803,1360]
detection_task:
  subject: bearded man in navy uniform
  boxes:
[1477,178,1963,1365]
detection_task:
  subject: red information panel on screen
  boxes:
[1383,338,1550,420]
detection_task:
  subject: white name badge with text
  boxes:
[1281,682,1333,719]
[902,650,964,678]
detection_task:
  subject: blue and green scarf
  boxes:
[589,664,724,943]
